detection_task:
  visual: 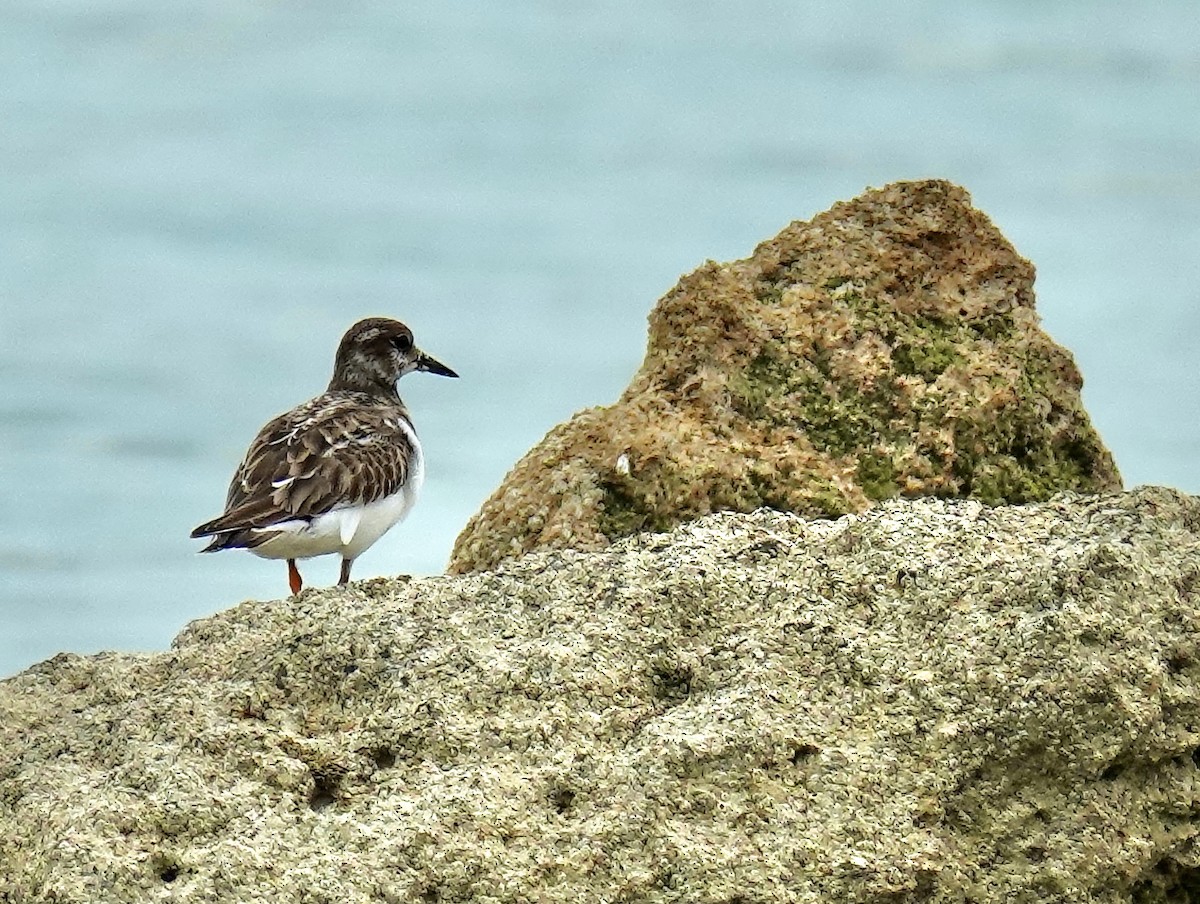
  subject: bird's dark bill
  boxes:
[417,352,458,378]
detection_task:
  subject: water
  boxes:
[1,0,1197,677]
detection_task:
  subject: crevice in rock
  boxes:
[309,769,340,810]
[548,786,576,814]
[153,856,181,884]
[1101,761,1127,781]
[791,743,820,764]
[1132,856,1200,903]
[1167,650,1194,674]
[649,660,694,705]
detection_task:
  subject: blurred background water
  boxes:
[1,0,1197,677]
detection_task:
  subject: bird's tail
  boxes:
[191,515,250,552]
[192,498,285,552]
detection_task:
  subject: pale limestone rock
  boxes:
[2,488,1199,902]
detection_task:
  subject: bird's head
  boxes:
[330,317,458,394]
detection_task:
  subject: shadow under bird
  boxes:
[191,317,458,595]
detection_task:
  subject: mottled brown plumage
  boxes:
[191,318,458,594]
[192,393,417,551]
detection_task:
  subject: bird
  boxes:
[191,317,458,595]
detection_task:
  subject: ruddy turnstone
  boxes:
[191,317,457,595]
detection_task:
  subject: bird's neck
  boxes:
[327,371,401,400]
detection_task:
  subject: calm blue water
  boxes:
[1,1,1197,677]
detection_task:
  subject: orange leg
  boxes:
[338,558,352,586]
[287,559,303,596]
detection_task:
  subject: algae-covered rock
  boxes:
[449,179,1120,574]
[2,488,1199,903]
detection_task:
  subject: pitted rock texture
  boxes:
[2,488,1199,903]
[449,179,1120,574]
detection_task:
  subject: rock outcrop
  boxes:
[3,488,1199,903]
[449,179,1120,574]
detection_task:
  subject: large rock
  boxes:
[450,179,1120,574]
[2,488,1199,903]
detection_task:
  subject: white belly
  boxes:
[250,440,425,563]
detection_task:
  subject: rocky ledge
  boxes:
[3,488,1199,902]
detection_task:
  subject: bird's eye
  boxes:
[392,334,413,353]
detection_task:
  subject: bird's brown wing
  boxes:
[191,392,415,548]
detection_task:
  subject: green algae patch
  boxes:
[857,452,900,501]
[597,477,673,538]
[892,335,960,380]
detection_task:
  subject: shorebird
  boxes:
[191,317,457,595]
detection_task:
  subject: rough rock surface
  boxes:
[3,488,1200,903]
[450,179,1120,574]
